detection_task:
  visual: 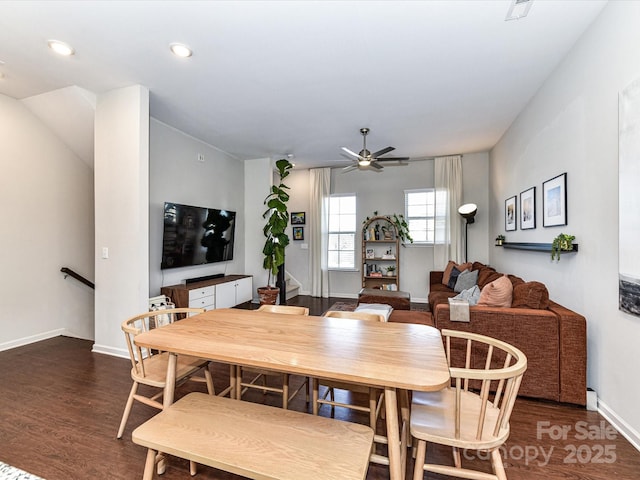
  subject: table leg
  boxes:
[384,387,404,480]
[399,389,410,474]
[157,353,178,475]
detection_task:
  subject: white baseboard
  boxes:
[0,329,65,352]
[598,398,640,452]
[330,292,359,299]
[92,344,129,359]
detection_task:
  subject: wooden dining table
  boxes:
[134,308,450,480]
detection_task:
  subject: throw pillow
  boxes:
[447,267,465,290]
[454,269,479,293]
[354,303,393,322]
[512,281,550,309]
[442,261,472,286]
[452,285,481,306]
[477,268,501,289]
[478,275,513,308]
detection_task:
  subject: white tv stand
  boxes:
[161,274,252,310]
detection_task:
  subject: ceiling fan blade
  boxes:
[342,164,358,173]
[370,146,395,158]
[369,161,384,170]
[375,156,411,162]
[341,147,362,160]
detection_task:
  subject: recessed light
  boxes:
[169,43,192,58]
[48,39,75,56]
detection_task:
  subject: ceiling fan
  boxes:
[341,127,410,173]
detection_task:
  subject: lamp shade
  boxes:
[458,203,478,224]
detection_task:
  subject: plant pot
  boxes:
[257,286,279,305]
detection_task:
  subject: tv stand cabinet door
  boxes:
[235,277,252,305]
[215,281,237,309]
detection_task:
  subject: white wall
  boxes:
[490,1,640,448]
[0,94,94,349]
[282,154,489,302]
[93,86,149,357]
[149,119,246,294]
[243,158,273,297]
[284,168,312,294]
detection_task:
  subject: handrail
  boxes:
[61,267,95,289]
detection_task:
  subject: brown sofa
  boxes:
[428,263,587,406]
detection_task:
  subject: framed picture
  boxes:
[365,248,375,259]
[291,212,306,225]
[505,196,517,231]
[543,173,567,227]
[520,186,536,230]
[292,226,304,240]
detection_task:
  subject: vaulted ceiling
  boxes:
[0,1,608,169]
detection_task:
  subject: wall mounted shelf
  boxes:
[499,242,578,253]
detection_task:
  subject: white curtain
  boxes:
[433,155,463,269]
[309,168,330,297]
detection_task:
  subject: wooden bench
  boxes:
[132,392,374,480]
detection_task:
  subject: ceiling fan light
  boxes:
[170,43,193,58]
[48,39,75,56]
[359,159,371,167]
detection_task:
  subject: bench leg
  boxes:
[189,460,197,476]
[143,449,156,480]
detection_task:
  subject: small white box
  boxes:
[448,298,470,322]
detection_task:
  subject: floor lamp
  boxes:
[458,203,477,262]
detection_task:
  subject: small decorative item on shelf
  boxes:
[551,233,575,261]
[495,234,505,246]
[365,248,375,259]
[362,211,413,245]
[370,271,383,278]
[385,265,396,277]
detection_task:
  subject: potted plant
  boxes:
[258,158,293,304]
[495,234,505,246]
[385,265,396,277]
[551,233,575,261]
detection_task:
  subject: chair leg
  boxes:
[143,449,156,480]
[282,373,289,409]
[312,378,319,415]
[412,439,427,480]
[117,381,138,439]
[453,447,461,468]
[491,448,507,480]
[204,365,215,395]
[368,389,377,431]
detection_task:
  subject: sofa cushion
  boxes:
[447,266,464,289]
[454,269,479,293]
[428,291,457,310]
[477,268,500,289]
[508,274,525,289]
[478,275,513,307]
[512,281,550,309]
[472,261,489,271]
[442,261,471,286]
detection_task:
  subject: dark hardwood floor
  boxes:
[1,295,639,479]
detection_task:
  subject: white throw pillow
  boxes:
[354,303,393,322]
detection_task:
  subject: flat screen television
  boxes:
[161,202,236,269]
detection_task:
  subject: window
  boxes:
[328,194,356,269]
[405,188,445,244]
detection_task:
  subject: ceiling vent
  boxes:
[505,0,533,21]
